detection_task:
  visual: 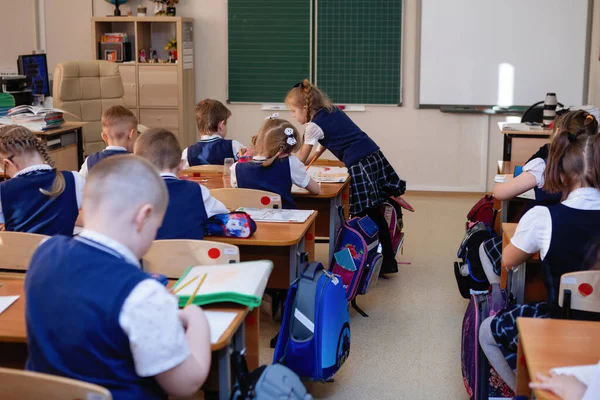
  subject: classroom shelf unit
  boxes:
[91,16,196,148]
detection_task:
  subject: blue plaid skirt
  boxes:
[483,236,503,276]
[348,150,406,215]
[491,302,550,369]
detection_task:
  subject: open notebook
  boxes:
[308,166,349,183]
[173,260,273,309]
[236,207,315,223]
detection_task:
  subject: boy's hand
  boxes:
[529,372,587,400]
[178,305,207,330]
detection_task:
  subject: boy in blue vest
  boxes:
[135,128,229,239]
[26,155,212,399]
[79,105,137,177]
[181,99,245,167]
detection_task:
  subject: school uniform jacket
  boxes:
[235,158,296,209]
[80,146,130,177]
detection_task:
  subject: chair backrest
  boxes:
[0,232,49,271]
[53,60,125,156]
[210,188,282,210]
[0,367,112,400]
[183,165,226,174]
[143,239,240,279]
[559,271,600,314]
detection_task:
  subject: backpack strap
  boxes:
[301,261,324,280]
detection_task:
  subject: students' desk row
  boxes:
[499,123,551,164]
[501,223,547,304]
[0,274,255,400]
[0,122,86,172]
[516,318,600,399]
[181,171,349,262]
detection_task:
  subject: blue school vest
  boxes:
[156,177,208,240]
[542,204,600,309]
[0,170,78,235]
[25,235,166,400]
[86,148,130,171]
[235,158,295,209]
[311,108,380,167]
[187,138,235,166]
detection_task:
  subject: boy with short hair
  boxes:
[136,128,229,240]
[26,155,211,399]
[181,99,245,167]
[79,105,137,177]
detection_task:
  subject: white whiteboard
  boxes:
[418,0,590,107]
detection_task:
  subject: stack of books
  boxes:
[101,33,128,43]
[0,93,16,117]
[6,105,69,131]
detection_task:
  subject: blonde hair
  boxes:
[254,118,301,167]
[135,128,182,170]
[84,155,168,218]
[0,125,65,197]
[101,105,138,140]
[195,99,232,134]
[285,79,335,122]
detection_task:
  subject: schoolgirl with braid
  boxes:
[286,80,406,274]
[230,115,320,209]
[0,125,83,235]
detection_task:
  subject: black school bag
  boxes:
[454,222,496,298]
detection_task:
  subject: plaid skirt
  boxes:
[483,236,503,276]
[348,150,406,215]
[491,302,550,368]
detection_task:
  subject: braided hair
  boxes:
[285,79,335,122]
[254,118,301,167]
[0,125,65,197]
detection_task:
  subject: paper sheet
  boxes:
[0,295,19,315]
[204,311,238,344]
[236,208,315,223]
[551,363,598,386]
[292,184,309,194]
[517,189,536,200]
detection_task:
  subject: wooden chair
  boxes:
[0,367,112,400]
[210,188,282,210]
[143,239,240,279]
[559,271,600,318]
[0,232,49,271]
[182,165,225,175]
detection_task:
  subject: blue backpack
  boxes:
[329,206,383,317]
[273,261,351,381]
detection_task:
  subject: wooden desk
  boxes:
[211,213,317,289]
[0,274,255,400]
[516,318,600,399]
[501,223,547,304]
[499,123,551,163]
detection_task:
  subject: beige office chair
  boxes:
[0,367,112,400]
[143,239,240,279]
[0,232,49,271]
[559,271,600,317]
[210,188,282,210]
[53,60,125,156]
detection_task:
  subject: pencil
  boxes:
[306,155,318,171]
[185,273,207,307]
[172,275,199,295]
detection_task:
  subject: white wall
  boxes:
[47,0,600,191]
[0,0,37,67]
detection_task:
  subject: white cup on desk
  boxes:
[223,158,234,177]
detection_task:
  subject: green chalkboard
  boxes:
[316,0,402,104]
[228,0,311,103]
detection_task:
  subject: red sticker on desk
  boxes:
[193,172,201,177]
[208,248,221,259]
[342,193,349,200]
[579,283,593,297]
[306,233,314,241]
[260,196,271,205]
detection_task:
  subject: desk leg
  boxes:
[217,345,231,400]
[328,193,342,264]
[515,336,531,398]
[501,199,509,223]
[289,239,304,284]
[76,127,84,167]
[514,263,526,304]
[503,135,512,162]
[244,308,259,370]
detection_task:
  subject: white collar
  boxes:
[13,164,52,178]
[104,145,128,151]
[160,172,178,179]
[564,187,600,202]
[78,229,140,268]
[200,134,223,141]
[252,155,267,161]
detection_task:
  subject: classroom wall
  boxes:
[0,0,37,67]
[44,0,600,191]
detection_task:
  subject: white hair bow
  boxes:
[265,113,280,120]
[284,127,297,146]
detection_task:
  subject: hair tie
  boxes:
[284,127,297,146]
[567,133,577,143]
[586,115,595,121]
[265,113,279,120]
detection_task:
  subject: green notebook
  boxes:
[173,260,273,309]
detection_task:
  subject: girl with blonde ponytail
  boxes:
[286,79,406,274]
[0,125,83,235]
[230,115,320,208]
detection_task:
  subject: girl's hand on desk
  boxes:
[530,371,587,400]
